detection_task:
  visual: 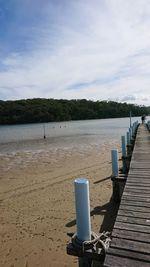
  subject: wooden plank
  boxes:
[118,209,150,219]
[128,170,150,173]
[126,184,150,188]
[129,161,150,165]
[127,175,150,178]
[125,184,150,188]
[125,186,150,190]
[126,173,150,178]
[127,176,150,180]
[122,194,150,201]
[123,189,150,194]
[111,237,150,254]
[112,228,150,243]
[114,221,150,233]
[104,254,150,267]
[130,162,150,164]
[121,199,150,208]
[116,215,150,226]
[124,188,150,192]
[107,248,150,262]
[126,181,150,186]
[129,165,150,169]
[119,204,150,213]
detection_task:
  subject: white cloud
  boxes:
[0,0,150,105]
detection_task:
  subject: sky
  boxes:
[0,0,150,106]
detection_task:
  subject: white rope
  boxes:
[71,231,111,255]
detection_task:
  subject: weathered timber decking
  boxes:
[104,124,150,267]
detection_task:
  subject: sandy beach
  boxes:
[0,140,121,267]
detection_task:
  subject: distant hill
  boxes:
[0,98,149,125]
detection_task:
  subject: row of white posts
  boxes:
[68,119,139,267]
[111,120,139,177]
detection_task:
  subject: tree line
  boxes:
[0,98,149,125]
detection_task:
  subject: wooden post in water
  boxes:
[74,178,92,267]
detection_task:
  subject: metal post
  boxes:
[111,149,119,177]
[74,178,91,267]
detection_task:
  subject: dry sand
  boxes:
[0,141,121,267]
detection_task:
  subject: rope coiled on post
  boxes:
[71,231,111,256]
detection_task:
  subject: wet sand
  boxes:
[0,141,121,267]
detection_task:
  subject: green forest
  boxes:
[0,98,149,125]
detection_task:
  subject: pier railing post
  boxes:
[111,149,119,177]
[74,178,91,241]
[129,127,132,141]
[74,178,92,267]
[147,120,150,131]
[67,177,111,264]
[127,131,130,146]
[132,124,135,137]
[111,149,120,202]
[127,130,133,156]
[121,136,127,173]
[129,111,132,128]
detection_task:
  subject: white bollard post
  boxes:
[129,128,132,141]
[111,149,119,177]
[132,123,135,136]
[121,136,126,157]
[131,126,134,137]
[127,131,130,146]
[121,136,127,173]
[130,111,132,128]
[74,178,91,242]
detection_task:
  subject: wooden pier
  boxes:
[104,124,150,267]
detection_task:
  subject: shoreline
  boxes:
[0,141,121,267]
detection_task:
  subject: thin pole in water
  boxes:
[43,124,46,139]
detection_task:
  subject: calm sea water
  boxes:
[0,117,143,154]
